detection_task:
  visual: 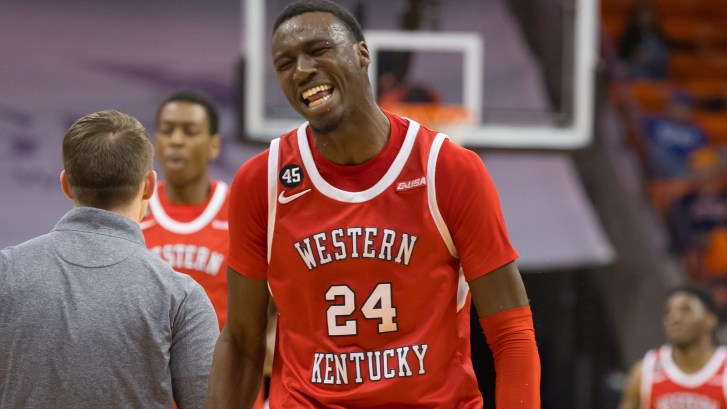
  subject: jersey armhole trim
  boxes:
[641,349,656,409]
[426,133,458,258]
[267,138,280,263]
[427,135,468,311]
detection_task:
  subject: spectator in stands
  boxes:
[641,90,708,179]
[618,2,692,80]
[668,147,727,281]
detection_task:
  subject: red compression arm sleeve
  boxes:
[479,306,541,408]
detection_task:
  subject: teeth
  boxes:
[302,84,332,100]
[308,94,332,108]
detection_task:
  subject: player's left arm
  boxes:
[435,140,540,408]
[469,262,540,409]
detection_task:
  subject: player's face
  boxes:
[663,292,716,348]
[271,12,370,133]
[155,101,220,187]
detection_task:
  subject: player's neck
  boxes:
[163,177,212,205]
[671,339,717,373]
[313,106,390,165]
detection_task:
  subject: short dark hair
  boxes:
[273,0,365,43]
[63,110,153,210]
[668,285,718,315]
[156,91,219,135]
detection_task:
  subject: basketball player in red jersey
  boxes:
[619,287,727,409]
[141,91,229,328]
[141,92,265,408]
[206,1,540,408]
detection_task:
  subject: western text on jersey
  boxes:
[293,227,419,270]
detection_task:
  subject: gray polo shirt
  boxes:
[0,207,219,409]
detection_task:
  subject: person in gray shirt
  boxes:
[0,110,219,409]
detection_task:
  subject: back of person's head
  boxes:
[273,0,365,43]
[156,91,219,135]
[62,110,153,210]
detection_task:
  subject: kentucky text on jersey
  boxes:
[293,227,418,270]
[310,344,428,385]
[149,244,224,276]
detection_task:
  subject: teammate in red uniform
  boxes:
[142,91,266,409]
[141,91,230,328]
[619,287,727,409]
[206,1,540,408]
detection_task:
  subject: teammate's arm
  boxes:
[205,267,269,409]
[618,361,643,409]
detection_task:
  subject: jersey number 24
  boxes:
[326,283,398,336]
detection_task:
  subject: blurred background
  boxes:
[5,0,727,407]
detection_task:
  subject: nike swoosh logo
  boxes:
[278,189,312,204]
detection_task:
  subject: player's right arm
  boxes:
[206,151,270,409]
[205,267,269,408]
[618,360,643,409]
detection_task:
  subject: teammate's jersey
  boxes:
[229,115,516,408]
[141,180,230,329]
[641,345,727,409]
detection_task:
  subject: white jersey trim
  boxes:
[295,118,420,203]
[148,181,228,235]
[456,269,469,312]
[641,349,656,409]
[267,138,281,263]
[426,133,468,312]
[139,219,157,230]
[660,344,727,388]
[426,133,457,259]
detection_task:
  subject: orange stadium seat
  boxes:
[602,14,626,43]
[601,0,637,19]
[652,0,709,18]
[670,53,727,81]
[697,1,727,19]
[661,18,727,49]
[649,178,693,219]
[628,81,672,114]
[704,227,727,278]
[602,0,727,27]
[694,112,727,145]
[679,79,727,100]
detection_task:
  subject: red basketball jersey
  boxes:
[141,180,230,329]
[641,345,727,409]
[264,119,484,408]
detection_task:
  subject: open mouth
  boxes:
[164,155,185,169]
[301,84,334,108]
